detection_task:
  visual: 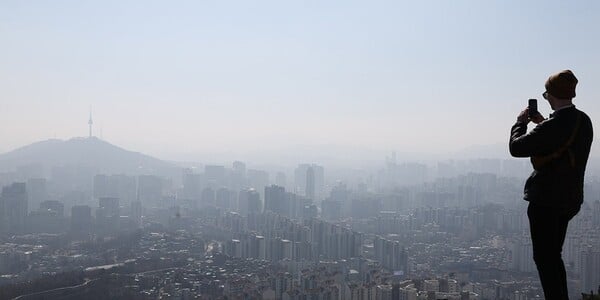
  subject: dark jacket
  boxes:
[509,106,593,209]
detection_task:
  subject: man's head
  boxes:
[545,70,578,100]
[543,70,578,110]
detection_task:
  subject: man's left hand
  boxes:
[531,113,546,124]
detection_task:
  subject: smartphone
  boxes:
[528,99,538,118]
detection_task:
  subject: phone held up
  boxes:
[528,99,538,118]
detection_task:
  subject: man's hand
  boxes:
[517,108,530,124]
[517,108,546,124]
[531,112,546,124]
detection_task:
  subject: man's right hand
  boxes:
[517,108,546,124]
[517,108,530,124]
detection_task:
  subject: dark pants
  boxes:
[527,203,580,300]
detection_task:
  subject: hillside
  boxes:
[0,137,176,175]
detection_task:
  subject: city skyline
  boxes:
[2,2,600,298]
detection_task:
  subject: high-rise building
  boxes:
[71,205,92,234]
[323,182,348,220]
[330,182,349,203]
[303,204,318,220]
[27,208,64,234]
[93,174,110,199]
[294,164,324,200]
[275,172,287,189]
[0,182,28,234]
[286,192,310,219]
[40,200,65,217]
[97,197,119,233]
[265,185,286,215]
[205,165,226,189]
[130,201,143,228]
[321,200,342,220]
[373,236,408,274]
[376,285,393,300]
[232,161,246,175]
[26,178,47,213]
[115,175,136,207]
[201,187,216,207]
[306,167,315,201]
[231,161,247,191]
[183,173,202,201]
[216,187,234,210]
[137,175,162,206]
[239,189,261,214]
[581,246,600,294]
[238,189,248,214]
[94,174,136,206]
[247,169,269,200]
[247,189,261,214]
[512,237,535,273]
[225,239,242,258]
[592,200,600,227]
[99,197,119,216]
[256,235,266,259]
[281,239,293,260]
[307,219,362,259]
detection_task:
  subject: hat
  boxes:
[545,70,578,99]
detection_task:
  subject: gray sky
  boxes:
[1,0,599,161]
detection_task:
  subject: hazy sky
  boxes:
[1,1,599,161]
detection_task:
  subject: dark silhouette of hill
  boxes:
[0,137,177,175]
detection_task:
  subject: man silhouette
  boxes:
[510,70,593,299]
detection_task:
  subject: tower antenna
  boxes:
[88,107,93,138]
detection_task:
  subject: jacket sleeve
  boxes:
[509,121,530,157]
[509,120,561,158]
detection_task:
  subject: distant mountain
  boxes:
[0,137,177,175]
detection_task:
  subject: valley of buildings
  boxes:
[1,142,600,299]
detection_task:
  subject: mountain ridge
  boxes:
[0,137,177,175]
